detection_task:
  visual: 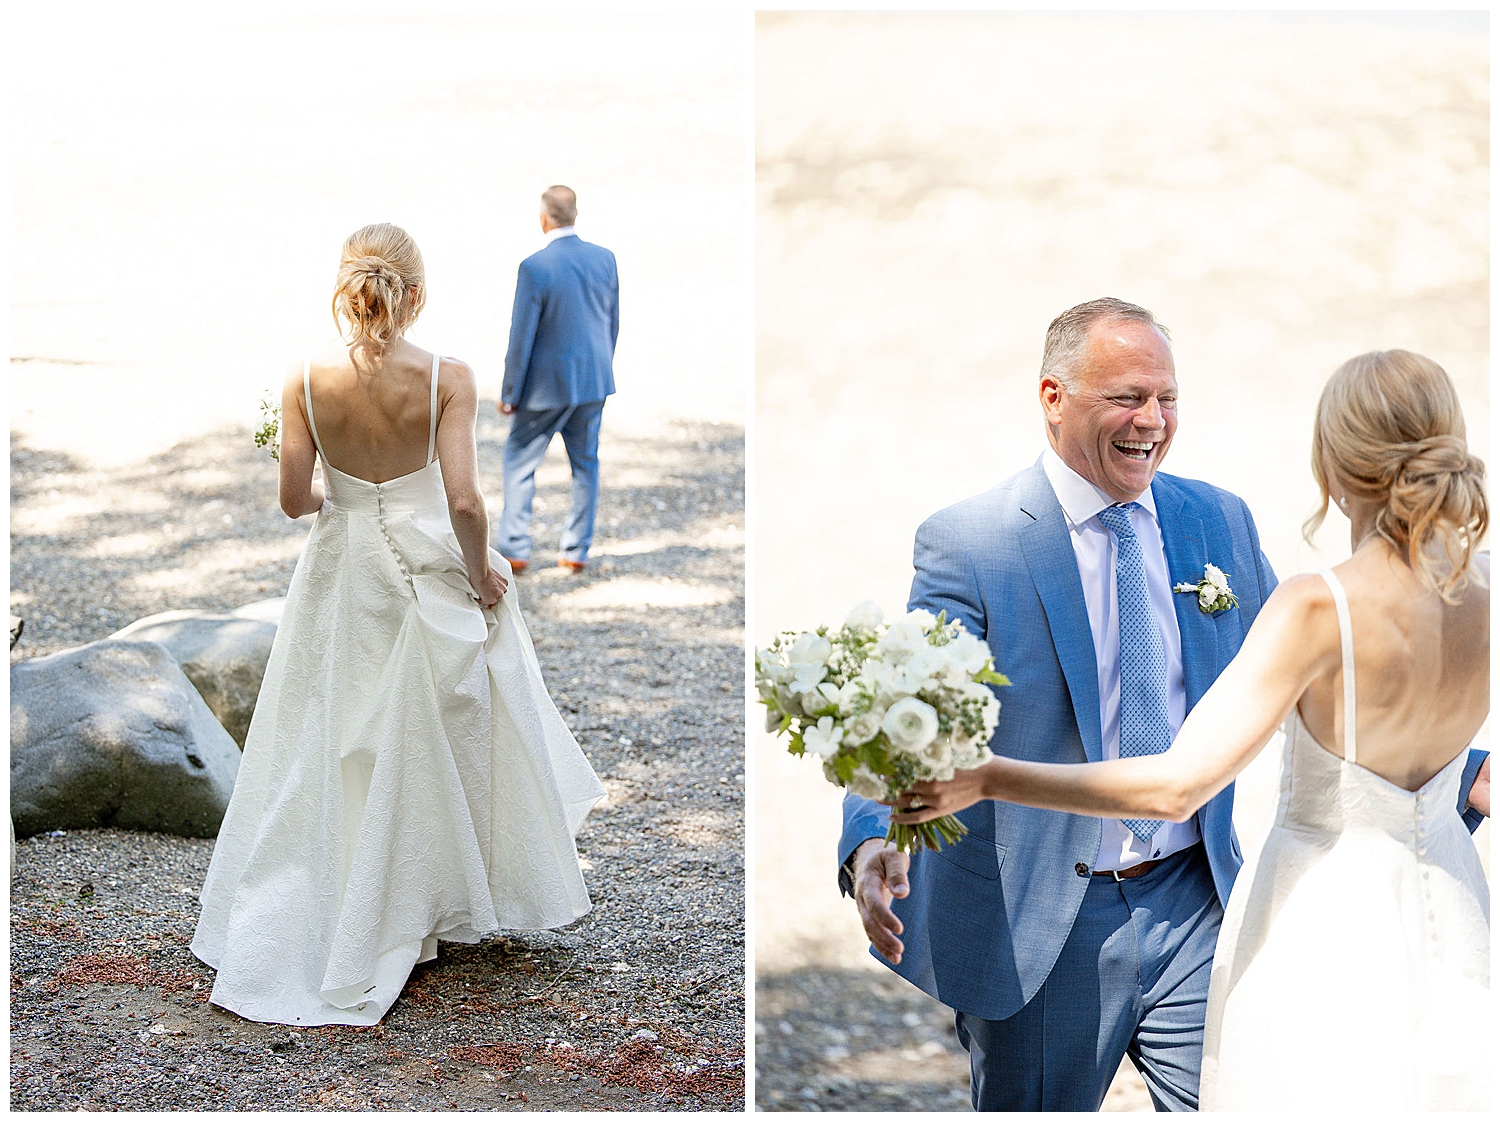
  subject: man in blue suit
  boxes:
[837,298,1489,1110]
[498,184,619,573]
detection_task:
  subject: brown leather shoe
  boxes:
[558,558,587,573]
[504,557,529,574]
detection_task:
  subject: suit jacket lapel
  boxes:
[1153,478,1218,710]
[1017,466,1104,763]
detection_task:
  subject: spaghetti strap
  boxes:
[1317,569,1357,763]
[303,358,327,461]
[427,353,440,464]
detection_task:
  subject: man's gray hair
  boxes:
[1040,297,1170,391]
[542,184,578,226]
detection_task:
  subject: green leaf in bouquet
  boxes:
[830,749,858,785]
[787,728,806,757]
[976,666,1011,686]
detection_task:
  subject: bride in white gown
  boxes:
[894,349,1490,1110]
[192,223,604,1026]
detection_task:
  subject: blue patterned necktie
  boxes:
[1096,503,1170,843]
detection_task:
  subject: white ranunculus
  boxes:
[1205,564,1230,592]
[803,716,845,759]
[882,696,940,754]
[847,763,888,801]
[843,711,881,746]
[844,600,884,630]
[1198,586,1217,611]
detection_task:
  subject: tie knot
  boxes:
[1097,503,1140,537]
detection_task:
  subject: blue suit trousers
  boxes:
[497,401,605,563]
[957,844,1222,1112]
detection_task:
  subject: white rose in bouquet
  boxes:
[844,600,884,630]
[882,697,940,754]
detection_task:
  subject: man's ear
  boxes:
[1039,376,1067,428]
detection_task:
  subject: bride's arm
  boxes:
[894,575,1340,824]
[278,367,324,518]
[434,359,506,607]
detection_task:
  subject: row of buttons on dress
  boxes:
[375,486,417,592]
[1414,791,1437,942]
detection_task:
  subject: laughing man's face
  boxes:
[1042,319,1178,504]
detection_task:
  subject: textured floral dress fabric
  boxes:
[191,454,604,1026]
[1201,574,1489,1110]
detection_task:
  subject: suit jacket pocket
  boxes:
[931,830,1007,880]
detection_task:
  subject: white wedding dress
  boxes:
[191,355,605,1026]
[1201,570,1489,1110]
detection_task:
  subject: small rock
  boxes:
[632,1028,659,1041]
[10,639,241,838]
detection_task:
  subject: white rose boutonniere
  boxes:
[1173,563,1239,613]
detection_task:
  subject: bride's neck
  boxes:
[1345,497,1382,552]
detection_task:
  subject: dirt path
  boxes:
[9,417,746,1111]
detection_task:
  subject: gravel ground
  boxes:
[756,970,1147,1112]
[9,411,746,1111]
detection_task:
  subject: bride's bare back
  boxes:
[1297,544,1489,791]
[301,339,447,483]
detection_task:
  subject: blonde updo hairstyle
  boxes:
[331,223,426,349]
[1304,349,1487,603]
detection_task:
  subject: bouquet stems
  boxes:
[887,814,968,853]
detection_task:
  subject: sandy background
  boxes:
[753,11,1488,1110]
[10,6,746,472]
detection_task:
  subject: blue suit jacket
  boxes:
[502,234,619,410]
[840,458,1489,1021]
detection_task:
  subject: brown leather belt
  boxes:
[1093,857,1167,880]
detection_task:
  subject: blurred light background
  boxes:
[753,10,1486,1110]
[10,4,747,467]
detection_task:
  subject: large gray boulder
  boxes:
[111,609,279,748]
[11,640,241,838]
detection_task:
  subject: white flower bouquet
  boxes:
[756,602,1010,852]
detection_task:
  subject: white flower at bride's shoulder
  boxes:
[882,696,939,754]
[803,716,845,760]
[844,600,884,630]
